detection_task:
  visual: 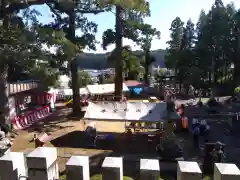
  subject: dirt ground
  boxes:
[10,98,236,179]
[10,106,128,172]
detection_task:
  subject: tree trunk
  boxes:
[69,10,81,114]
[144,51,149,85]
[0,68,9,126]
[114,5,123,101]
[70,60,81,114]
[233,57,240,86]
[211,56,216,97]
[0,0,10,126]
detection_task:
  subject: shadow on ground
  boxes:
[25,107,80,133]
[54,130,177,179]
[51,130,158,155]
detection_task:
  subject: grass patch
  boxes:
[91,174,133,180]
[61,173,166,180]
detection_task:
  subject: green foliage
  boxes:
[30,64,59,88]
[101,0,156,49]
[68,70,93,88]
[234,87,240,93]
[164,0,240,94]
[90,174,134,180]
[98,73,115,84]
[107,46,143,80]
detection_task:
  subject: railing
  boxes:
[8,81,38,95]
[0,147,240,180]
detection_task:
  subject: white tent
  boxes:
[86,83,129,95]
[79,87,89,95]
[55,88,89,95]
[84,101,175,122]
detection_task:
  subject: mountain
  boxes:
[77,49,166,69]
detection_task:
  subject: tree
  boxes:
[164,17,184,88]
[34,0,109,114]
[102,0,151,100]
[177,19,196,89]
[137,24,160,85]
[69,70,93,88]
[107,46,143,81]
[165,0,240,96]
[0,5,49,125]
[230,9,240,88]
[98,73,115,84]
[121,47,143,80]
[30,63,59,89]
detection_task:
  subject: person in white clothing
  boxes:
[200,119,207,126]
[0,126,5,140]
[192,117,199,126]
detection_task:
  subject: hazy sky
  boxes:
[34,0,240,53]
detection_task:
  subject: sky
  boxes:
[34,0,240,53]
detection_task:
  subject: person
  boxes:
[192,116,200,130]
[0,126,5,140]
[125,129,133,143]
[212,141,225,163]
[192,124,200,148]
[200,118,207,135]
[203,125,210,143]
[182,117,188,132]
[197,99,203,107]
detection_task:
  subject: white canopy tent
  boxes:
[84,101,179,122]
[55,88,89,95]
[86,83,129,95]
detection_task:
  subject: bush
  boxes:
[91,174,164,180]
[234,86,240,94]
[207,98,218,107]
[61,173,164,180]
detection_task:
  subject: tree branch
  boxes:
[0,0,107,19]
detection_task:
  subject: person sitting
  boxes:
[199,118,207,135]
[192,124,200,148]
[89,127,97,146]
[0,127,5,140]
[212,141,225,163]
[85,124,97,146]
[197,100,203,107]
[192,116,200,130]
[125,129,133,140]
[203,125,210,142]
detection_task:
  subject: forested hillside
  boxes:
[77,49,166,69]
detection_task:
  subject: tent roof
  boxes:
[55,88,89,95]
[124,80,146,87]
[86,83,129,95]
[84,101,180,122]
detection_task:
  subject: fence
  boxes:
[56,94,73,101]
[0,147,240,180]
[11,105,51,130]
[9,81,38,95]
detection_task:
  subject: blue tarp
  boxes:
[128,87,143,95]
